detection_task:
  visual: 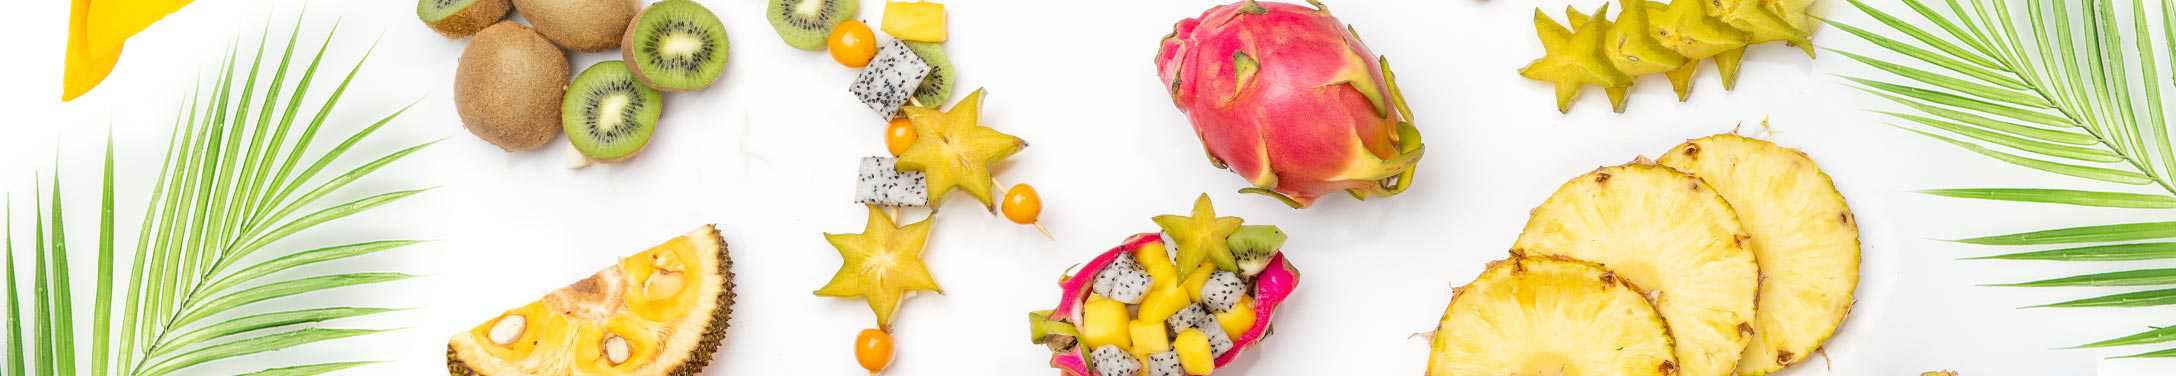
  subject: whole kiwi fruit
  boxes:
[418,0,511,38]
[456,22,570,151]
[512,0,637,52]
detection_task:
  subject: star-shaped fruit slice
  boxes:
[897,88,1027,210]
[816,206,942,328]
[1648,0,1749,100]
[1602,0,1687,77]
[1710,0,1811,56]
[1520,5,1631,113]
[1153,194,1244,278]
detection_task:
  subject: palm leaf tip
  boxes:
[7,10,427,376]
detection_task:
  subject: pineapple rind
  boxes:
[449,225,735,376]
[1660,135,1859,376]
[1513,163,1758,376]
[1428,254,1677,376]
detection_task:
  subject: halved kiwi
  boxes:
[563,61,663,162]
[418,0,510,38]
[623,0,730,91]
[766,0,859,51]
[903,41,954,108]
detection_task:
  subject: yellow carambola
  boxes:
[1520,0,1815,113]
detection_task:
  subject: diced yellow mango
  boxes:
[1130,320,1170,354]
[1215,295,1255,337]
[880,1,947,43]
[1135,282,1189,325]
[1181,261,1215,302]
[1134,241,1180,289]
[1174,329,1214,375]
[1081,295,1132,350]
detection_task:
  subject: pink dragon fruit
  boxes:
[1155,0,1425,208]
[1030,233,1300,375]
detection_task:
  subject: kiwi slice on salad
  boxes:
[766,0,859,51]
[563,61,664,162]
[623,0,730,91]
[903,41,954,108]
[418,0,510,38]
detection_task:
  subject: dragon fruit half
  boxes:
[1155,0,1425,208]
[1031,233,1299,375]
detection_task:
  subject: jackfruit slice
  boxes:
[449,225,735,375]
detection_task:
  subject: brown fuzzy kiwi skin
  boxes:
[422,0,512,38]
[512,0,637,52]
[444,226,735,375]
[455,22,569,152]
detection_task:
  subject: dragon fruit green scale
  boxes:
[1156,0,1425,208]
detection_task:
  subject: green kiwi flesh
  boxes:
[624,0,731,91]
[418,0,510,38]
[904,41,954,108]
[563,61,664,162]
[766,0,859,51]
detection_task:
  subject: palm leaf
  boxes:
[4,12,426,375]
[1838,0,2176,358]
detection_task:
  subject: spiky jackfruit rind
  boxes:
[445,225,736,376]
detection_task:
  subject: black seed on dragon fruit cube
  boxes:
[1199,271,1245,313]
[855,156,928,207]
[1092,253,1151,304]
[1090,345,1139,376]
[1198,321,1234,358]
[849,40,932,119]
[1145,351,1183,376]
[1166,304,1213,333]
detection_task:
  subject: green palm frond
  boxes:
[1837,0,2176,359]
[4,14,427,375]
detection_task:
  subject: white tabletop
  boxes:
[5,0,2172,374]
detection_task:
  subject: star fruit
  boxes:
[1153,194,1244,278]
[1648,0,1750,99]
[896,88,1027,210]
[816,205,942,328]
[1520,5,1632,113]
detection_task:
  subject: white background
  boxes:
[5,0,2176,374]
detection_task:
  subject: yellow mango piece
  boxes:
[1081,296,1132,350]
[1215,296,1256,336]
[1134,241,1179,289]
[881,1,947,43]
[1174,329,1214,375]
[1130,320,1170,354]
[1136,283,1190,325]
[66,0,195,101]
[1181,261,1215,302]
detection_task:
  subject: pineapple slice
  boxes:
[1428,254,1677,376]
[1513,163,1757,376]
[1659,134,1859,375]
[449,225,736,375]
